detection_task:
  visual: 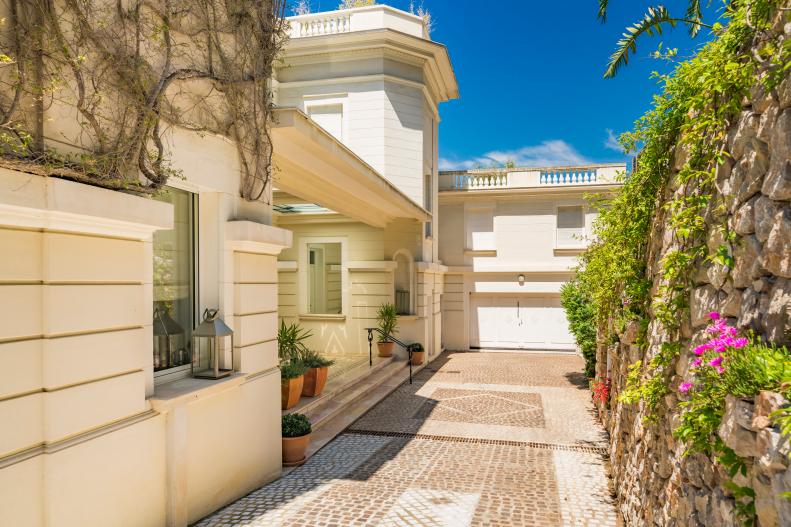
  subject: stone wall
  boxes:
[597,11,791,527]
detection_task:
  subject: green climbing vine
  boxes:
[576,0,787,413]
[569,1,790,524]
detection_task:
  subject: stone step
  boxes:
[283,358,426,471]
[283,354,394,418]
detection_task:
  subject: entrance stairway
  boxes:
[283,355,424,465]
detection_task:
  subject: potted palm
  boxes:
[282,413,311,466]
[299,349,335,397]
[407,343,425,365]
[278,320,310,409]
[376,303,398,357]
[280,361,307,410]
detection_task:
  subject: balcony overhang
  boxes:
[271,108,430,228]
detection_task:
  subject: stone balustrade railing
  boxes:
[438,164,625,192]
[291,13,351,37]
[288,6,428,40]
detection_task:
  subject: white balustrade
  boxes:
[438,165,623,192]
[539,169,597,185]
[292,14,351,37]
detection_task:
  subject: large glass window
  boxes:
[307,242,341,314]
[153,188,196,375]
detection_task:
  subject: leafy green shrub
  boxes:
[278,320,312,363]
[560,278,597,377]
[376,303,398,342]
[298,348,336,369]
[282,413,311,438]
[280,361,308,380]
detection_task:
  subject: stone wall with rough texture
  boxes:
[597,10,791,527]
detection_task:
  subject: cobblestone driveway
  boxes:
[197,352,619,527]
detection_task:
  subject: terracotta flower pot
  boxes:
[377,341,395,357]
[282,433,310,465]
[281,375,304,410]
[410,351,425,366]
[302,366,329,397]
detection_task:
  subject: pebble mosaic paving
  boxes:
[197,351,620,527]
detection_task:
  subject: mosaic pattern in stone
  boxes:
[412,388,545,428]
[198,351,620,526]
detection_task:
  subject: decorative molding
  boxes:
[225,220,293,255]
[346,260,397,272]
[0,168,172,239]
[298,314,346,322]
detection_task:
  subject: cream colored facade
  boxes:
[438,164,625,351]
[0,4,457,527]
[271,5,458,362]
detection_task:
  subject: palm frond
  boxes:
[598,0,609,22]
[604,6,677,78]
[685,0,704,37]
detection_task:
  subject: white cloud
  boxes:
[604,129,623,152]
[438,140,593,171]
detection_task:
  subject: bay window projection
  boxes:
[308,242,342,314]
[153,188,196,375]
[556,205,585,248]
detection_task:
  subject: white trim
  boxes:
[298,236,348,315]
[346,260,397,272]
[279,73,439,119]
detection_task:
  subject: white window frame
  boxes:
[555,203,587,249]
[298,236,348,317]
[304,94,348,143]
[153,185,199,386]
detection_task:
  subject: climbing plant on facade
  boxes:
[0,0,287,200]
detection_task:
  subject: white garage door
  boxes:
[470,295,574,350]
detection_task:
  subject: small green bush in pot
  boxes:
[299,349,335,397]
[281,413,312,465]
[376,303,398,357]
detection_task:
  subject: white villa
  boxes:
[0,4,623,527]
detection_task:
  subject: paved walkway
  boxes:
[198,351,619,527]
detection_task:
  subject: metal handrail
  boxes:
[365,327,415,384]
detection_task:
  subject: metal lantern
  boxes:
[191,308,235,379]
[153,306,185,370]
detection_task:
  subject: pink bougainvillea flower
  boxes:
[708,312,720,320]
[733,337,748,348]
[691,357,703,367]
[679,382,693,394]
[709,356,724,367]
[715,366,726,374]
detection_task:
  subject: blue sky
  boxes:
[295,1,723,169]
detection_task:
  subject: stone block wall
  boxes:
[597,11,791,527]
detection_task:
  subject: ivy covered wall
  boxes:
[566,1,791,525]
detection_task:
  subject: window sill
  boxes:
[397,315,421,322]
[554,247,586,256]
[298,313,347,322]
[148,372,248,412]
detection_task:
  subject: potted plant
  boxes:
[282,413,311,466]
[376,303,398,357]
[407,343,425,365]
[280,361,308,410]
[278,319,312,362]
[299,349,335,397]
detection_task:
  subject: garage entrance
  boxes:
[469,294,574,351]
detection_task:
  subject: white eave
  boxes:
[271,107,431,228]
[281,28,459,103]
